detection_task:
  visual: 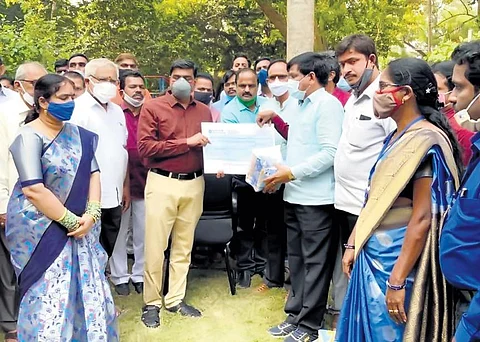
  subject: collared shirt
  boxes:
[440,132,480,342]
[70,92,128,209]
[212,95,234,116]
[284,88,343,206]
[220,96,268,124]
[0,97,29,213]
[0,84,20,105]
[122,102,148,199]
[137,91,212,172]
[259,95,297,160]
[334,76,397,215]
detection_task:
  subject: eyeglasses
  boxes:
[378,82,403,92]
[267,75,289,82]
[19,79,37,86]
[90,75,118,84]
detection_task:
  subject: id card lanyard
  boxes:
[363,116,425,207]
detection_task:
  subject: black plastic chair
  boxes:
[193,174,237,295]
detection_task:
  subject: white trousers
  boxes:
[109,199,145,285]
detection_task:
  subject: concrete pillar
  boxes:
[287,0,315,60]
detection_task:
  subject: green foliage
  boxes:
[0,0,478,77]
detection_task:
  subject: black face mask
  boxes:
[194,91,213,105]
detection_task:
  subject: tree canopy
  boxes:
[0,0,478,76]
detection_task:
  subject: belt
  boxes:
[150,168,203,180]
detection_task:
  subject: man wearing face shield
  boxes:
[137,59,212,328]
[70,58,129,260]
[0,61,47,342]
[332,34,396,328]
[440,40,480,342]
[432,61,474,165]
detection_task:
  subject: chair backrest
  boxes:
[202,174,233,217]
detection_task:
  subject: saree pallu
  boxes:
[5,123,118,342]
[335,127,459,342]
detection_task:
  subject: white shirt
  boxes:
[334,76,396,215]
[0,85,20,105]
[70,92,128,209]
[259,94,298,160]
[0,98,29,213]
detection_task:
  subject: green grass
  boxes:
[115,269,287,342]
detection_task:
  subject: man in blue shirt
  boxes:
[221,69,269,289]
[260,52,344,342]
[440,40,480,342]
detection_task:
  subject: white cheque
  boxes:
[201,122,276,174]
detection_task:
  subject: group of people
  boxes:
[0,32,478,342]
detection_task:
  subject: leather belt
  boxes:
[150,168,203,180]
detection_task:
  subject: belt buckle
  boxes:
[177,173,189,180]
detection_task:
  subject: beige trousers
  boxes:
[143,171,204,308]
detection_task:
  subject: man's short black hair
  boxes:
[233,53,251,67]
[287,52,331,87]
[254,57,271,70]
[0,75,13,84]
[267,59,287,73]
[68,53,89,63]
[196,72,214,86]
[235,68,257,84]
[431,61,456,91]
[54,58,68,69]
[169,59,198,78]
[318,51,341,84]
[119,70,145,90]
[335,34,379,67]
[451,40,480,89]
[63,71,85,86]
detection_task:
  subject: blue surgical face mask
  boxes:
[337,76,351,92]
[288,78,307,101]
[48,101,75,121]
[258,69,268,86]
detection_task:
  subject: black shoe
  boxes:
[268,321,297,338]
[115,283,130,296]
[133,282,144,294]
[237,271,252,288]
[166,301,202,317]
[284,328,318,342]
[141,305,160,328]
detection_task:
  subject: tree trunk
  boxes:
[255,0,287,38]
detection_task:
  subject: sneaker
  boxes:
[141,305,160,328]
[114,283,130,296]
[268,321,297,338]
[166,301,202,317]
[284,328,318,342]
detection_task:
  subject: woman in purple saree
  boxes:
[5,74,117,341]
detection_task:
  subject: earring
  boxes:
[401,98,406,104]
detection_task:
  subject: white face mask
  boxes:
[19,81,35,107]
[268,80,289,97]
[123,93,144,108]
[287,79,306,101]
[89,78,117,104]
[454,92,480,127]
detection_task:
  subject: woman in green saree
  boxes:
[336,58,463,342]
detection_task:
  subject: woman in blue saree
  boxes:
[5,74,118,341]
[336,58,463,342]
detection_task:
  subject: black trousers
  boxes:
[232,177,267,274]
[264,187,287,288]
[334,209,358,255]
[284,203,336,335]
[0,229,18,333]
[100,206,123,257]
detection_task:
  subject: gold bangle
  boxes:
[84,213,97,224]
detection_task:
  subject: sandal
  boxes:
[4,331,18,342]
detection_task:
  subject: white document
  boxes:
[201,123,276,174]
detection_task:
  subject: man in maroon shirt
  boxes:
[322,51,351,106]
[137,60,212,328]
[109,70,148,296]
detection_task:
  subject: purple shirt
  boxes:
[123,103,148,199]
